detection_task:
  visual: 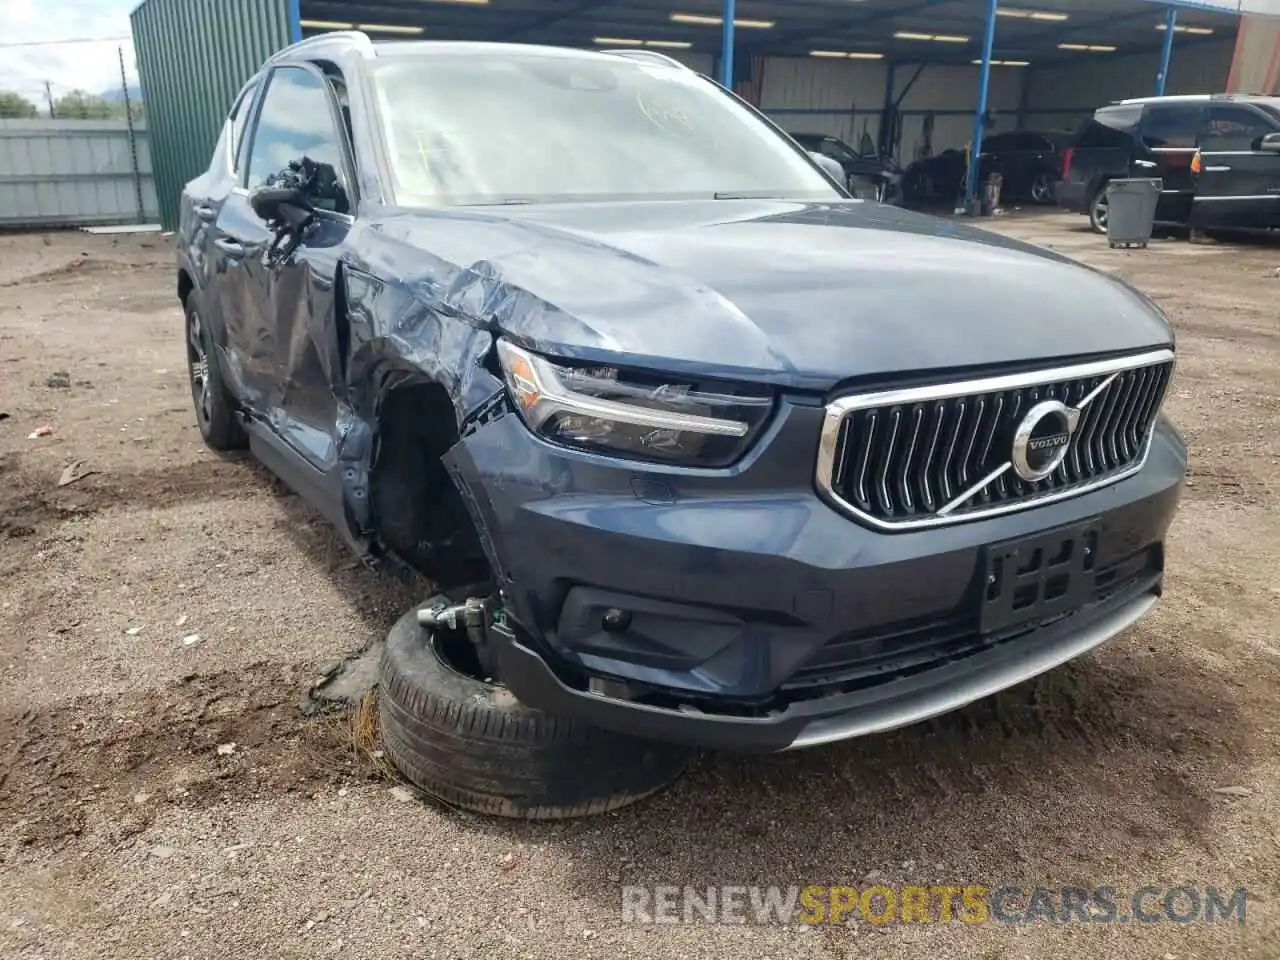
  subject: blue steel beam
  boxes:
[721,0,736,88]
[1156,6,1178,95]
[965,0,998,212]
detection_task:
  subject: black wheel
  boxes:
[1088,185,1110,234]
[185,299,246,450]
[1030,173,1054,205]
[378,601,694,819]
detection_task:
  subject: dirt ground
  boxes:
[0,214,1277,960]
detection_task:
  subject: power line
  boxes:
[0,36,131,49]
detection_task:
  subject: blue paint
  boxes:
[1156,7,1177,96]
[965,0,999,212]
[721,0,736,89]
[287,0,302,43]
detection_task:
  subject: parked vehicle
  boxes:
[902,130,1067,207]
[178,34,1186,816]
[1057,93,1280,233]
[790,132,904,203]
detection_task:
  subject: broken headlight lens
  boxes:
[496,339,773,467]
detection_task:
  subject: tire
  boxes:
[1030,173,1054,205]
[184,298,246,451]
[378,602,694,819]
[1088,184,1110,235]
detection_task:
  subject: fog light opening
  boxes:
[601,608,632,633]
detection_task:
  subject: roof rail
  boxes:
[267,30,375,66]
[602,49,692,70]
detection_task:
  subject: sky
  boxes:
[2,0,138,109]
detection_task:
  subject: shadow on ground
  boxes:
[462,635,1252,900]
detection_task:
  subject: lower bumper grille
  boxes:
[784,545,1159,691]
[817,350,1175,529]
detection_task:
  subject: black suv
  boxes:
[177,34,1186,810]
[1057,93,1280,233]
[903,130,1067,207]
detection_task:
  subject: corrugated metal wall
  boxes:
[0,120,158,228]
[131,0,292,230]
[1020,39,1235,133]
[757,57,1026,161]
[1226,14,1280,92]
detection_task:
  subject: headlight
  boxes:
[496,339,773,467]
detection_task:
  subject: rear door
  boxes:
[1135,101,1205,223]
[1013,132,1059,200]
[184,79,260,404]
[1191,103,1280,231]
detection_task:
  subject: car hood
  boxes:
[371,199,1173,391]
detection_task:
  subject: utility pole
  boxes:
[44,80,55,118]
[119,46,145,222]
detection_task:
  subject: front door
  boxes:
[236,63,358,470]
[1191,104,1280,232]
[1135,102,1204,224]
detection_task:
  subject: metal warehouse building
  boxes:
[131,0,1280,229]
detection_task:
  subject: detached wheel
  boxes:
[378,602,694,819]
[185,299,246,451]
[1088,185,1110,234]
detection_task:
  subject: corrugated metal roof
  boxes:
[299,0,1241,62]
[131,0,292,229]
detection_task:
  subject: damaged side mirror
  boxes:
[808,152,849,190]
[249,183,312,228]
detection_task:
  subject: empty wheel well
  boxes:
[370,380,491,588]
[178,269,194,306]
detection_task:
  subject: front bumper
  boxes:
[447,400,1186,751]
[490,590,1157,751]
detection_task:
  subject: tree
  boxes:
[0,91,38,119]
[51,89,114,120]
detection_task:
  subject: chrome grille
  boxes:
[817,350,1175,529]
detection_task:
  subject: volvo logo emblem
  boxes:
[1011,400,1080,482]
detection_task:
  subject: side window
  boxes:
[206,83,253,178]
[1200,105,1275,151]
[1077,105,1142,148]
[982,133,1016,153]
[1140,105,1203,149]
[228,83,256,171]
[243,65,352,214]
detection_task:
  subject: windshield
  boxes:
[370,51,839,205]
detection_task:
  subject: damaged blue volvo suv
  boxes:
[178,34,1185,814]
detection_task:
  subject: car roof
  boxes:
[1115,93,1280,107]
[270,33,697,72]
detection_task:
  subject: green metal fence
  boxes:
[131,0,293,230]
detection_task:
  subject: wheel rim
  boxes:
[1092,193,1109,227]
[426,617,495,684]
[187,309,212,427]
[1032,176,1051,203]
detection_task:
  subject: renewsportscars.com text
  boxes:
[621,885,1246,926]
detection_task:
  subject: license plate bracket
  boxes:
[979,521,1100,636]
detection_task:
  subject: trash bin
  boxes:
[1105,178,1162,249]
